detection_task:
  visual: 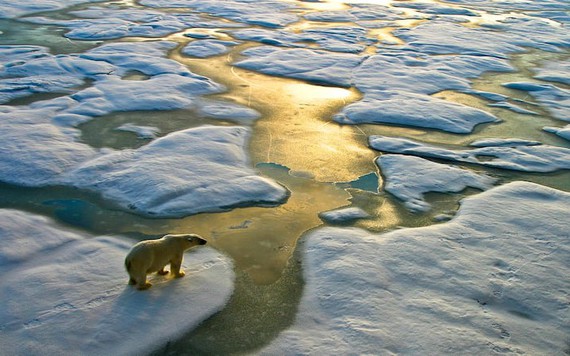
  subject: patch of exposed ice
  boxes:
[369,135,570,173]
[115,123,160,139]
[319,207,370,224]
[0,209,234,356]
[181,40,239,58]
[377,154,497,212]
[503,82,569,122]
[262,182,570,355]
[334,90,498,133]
[63,126,289,218]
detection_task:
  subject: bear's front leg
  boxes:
[170,256,185,278]
[135,273,152,290]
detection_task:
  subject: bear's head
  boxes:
[164,233,207,250]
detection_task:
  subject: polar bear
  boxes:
[125,234,207,290]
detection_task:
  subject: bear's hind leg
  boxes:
[128,277,136,285]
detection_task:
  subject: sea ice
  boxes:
[115,123,160,139]
[0,0,104,19]
[181,40,239,58]
[334,90,498,133]
[394,19,569,58]
[319,207,370,224]
[302,3,404,23]
[533,58,570,85]
[262,182,570,355]
[63,126,290,218]
[24,8,239,40]
[231,26,373,53]
[139,0,298,28]
[543,125,570,141]
[377,154,497,212]
[0,209,234,356]
[369,135,570,173]
[235,46,364,87]
[503,82,570,122]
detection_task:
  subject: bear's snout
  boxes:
[198,238,207,245]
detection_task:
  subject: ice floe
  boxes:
[319,207,370,224]
[235,46,364,87]
[24,7,242,40]
[0,209,234,356]
[262,181,570,355]
[0,0,104,19]
[139,0,298,28]
[63,126,289,218]
[503,82,570,122]
[533,58,570,85]
[334,90,498,133]
[394,19,569,58]
[377,154,497,212]
[231,26,373,53]
[181,40,239,58]
[544,125,570,141]
[369,136,570,173]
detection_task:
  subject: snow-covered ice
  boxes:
[503,82,569,122]
[139,0,299,28]
[319,207,370,224]
[0,0,104,19]
[235,46,364,87]
[377,154,497,212]
[64,126,290,218]
[544,125,570,141]
[181,40,239,58]
[533,58,570,85]
[0,209,235,356]
[370,135,570,173]
[334,90,498,133]
[262,182,570,355]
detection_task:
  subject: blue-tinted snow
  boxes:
[181,40,239,58]
[0,209,234,356]
[503,82,569,121]
[369,135,570,173]
[533,58,570,85]
[377,154,497,212]
[334,90,498,133]
[0,0,104,19]
[319,207,370,224]
[63,126,289,218]
[139,0,298,28]
[262,182,570,355]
